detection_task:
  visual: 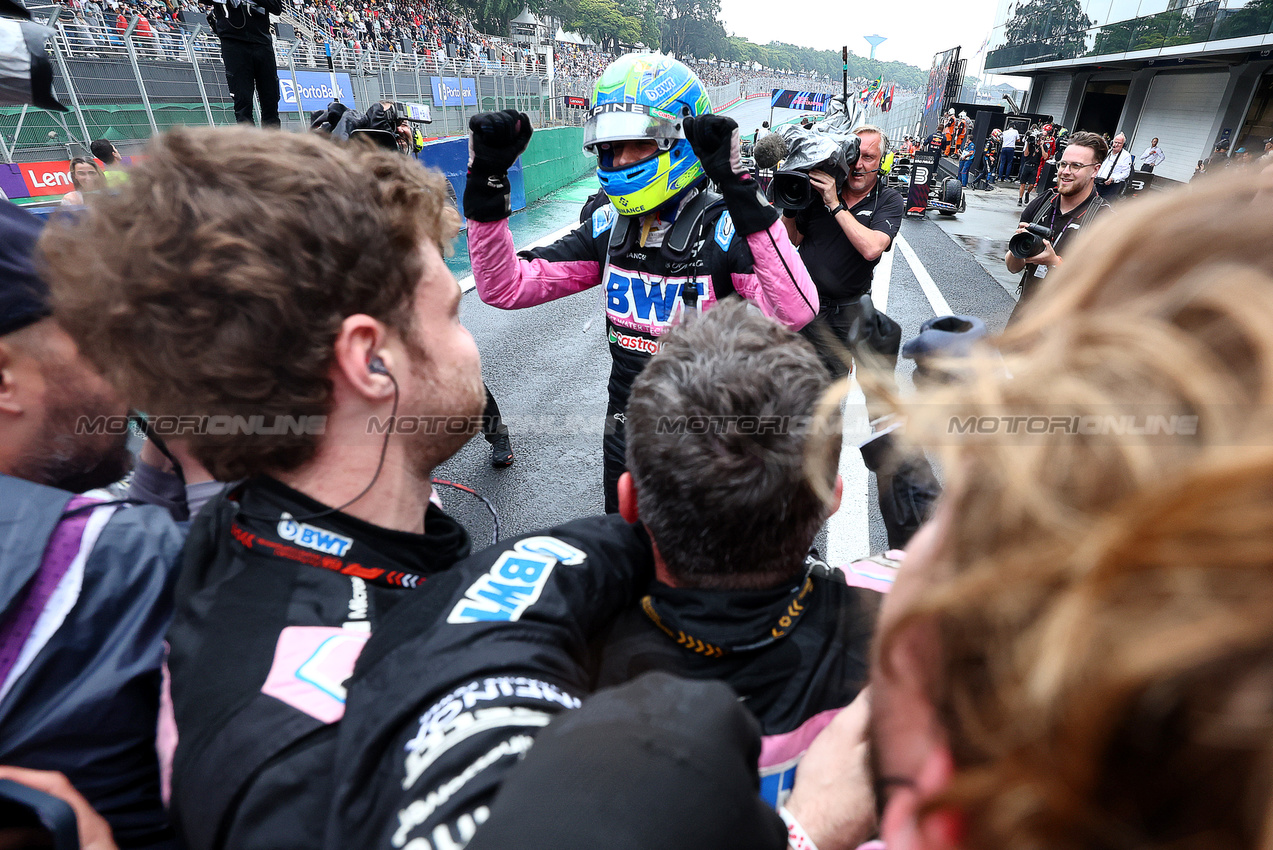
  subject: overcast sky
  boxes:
[717,0,1027,84]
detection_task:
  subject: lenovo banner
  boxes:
[769,89,831,112]
[278,70,356,111]
[563,95,587,109]
[431,77,478,106]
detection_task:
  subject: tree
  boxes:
[470,0,524,33]
[1213,0,1273,40]
[656,0,720,57]
[1002,0,1093,57]
[566,0,638,49]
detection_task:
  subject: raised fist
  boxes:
[683,114,746,187]
[468,110,533,175]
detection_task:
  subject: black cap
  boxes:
[0,201,51,337]
[466,672,787,850]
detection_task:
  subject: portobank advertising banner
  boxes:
[430,76,478,106]
[278,70,356,111]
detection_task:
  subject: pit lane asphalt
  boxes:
[434,99,1021,559]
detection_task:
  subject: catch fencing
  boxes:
[3,4,554,163]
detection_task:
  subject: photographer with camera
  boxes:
[202,0,281,126]
[1005,130,1111,323]
[780,125,904,377]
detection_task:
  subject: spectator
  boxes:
[41,126,483,850]
[1016,129,1041,206]
[958,135,975,186]
[854,166,1273,850]
[593,299,879,803]
[1139,135,1165,172]
[60,156,106,206]
[997,122,1019,180]
[90,139,129,187]
[1095,131,1133,198]
[205,0,282,126]
[0,200,184,849]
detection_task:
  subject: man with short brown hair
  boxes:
[41,125,485,850]
[1004,129,1110,322]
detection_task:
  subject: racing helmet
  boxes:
[584,53,711,216]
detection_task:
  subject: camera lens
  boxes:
[772,170,811,210]
[1008,231,1044,259]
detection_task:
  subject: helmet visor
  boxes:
[583,103,685,153]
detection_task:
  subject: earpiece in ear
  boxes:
[368,356,390,376]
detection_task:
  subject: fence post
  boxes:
[45,8,94,147]
[288,53,305,124]
[387,52,398,101]
[187,23,215,127]
[122,20,159,136]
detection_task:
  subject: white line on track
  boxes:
[895,235,951,316]
[873,242,894,312]
[455,221,580,293]
[824,242,900,565]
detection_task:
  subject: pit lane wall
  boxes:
[423,125,594,220]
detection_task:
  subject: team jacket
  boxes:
[468,197,819,402]
[167,499,652,850]
[0,475,184,849]
[163,477,472,850]
[325,513,654,849]
[591,557,882,807]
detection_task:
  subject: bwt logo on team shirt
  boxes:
[447,536,587,624]
[277,512,354,557]
[604,268,710,326]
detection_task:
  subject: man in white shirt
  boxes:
[998,124,1021,180]
[1096,132,1134,198]
[1139,137,1165,172]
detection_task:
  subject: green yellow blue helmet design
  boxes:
[584,53,711,216]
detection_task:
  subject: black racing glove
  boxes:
[683,113,777,235]
[464,109,532,222]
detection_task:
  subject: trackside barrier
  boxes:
[419,135,526,221]
[518,126,593,207]
[421,126,593,219]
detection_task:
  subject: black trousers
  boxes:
[799,300,865,379]
[481,383,507,443]
[220,39,280,126]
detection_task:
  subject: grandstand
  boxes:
[1,0,835,205]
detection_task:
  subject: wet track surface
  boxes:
[434,99,1023,559]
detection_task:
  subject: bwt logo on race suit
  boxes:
[604,266,713,331]
[447,536,587,624]
[277,512,354,557]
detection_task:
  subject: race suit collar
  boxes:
[639,568,815,656]
[227,476,471,589]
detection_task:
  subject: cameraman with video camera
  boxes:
[781,124,904,377]
[203,0,281,126]
[1005,130,1111,323]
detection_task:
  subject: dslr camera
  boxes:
[1008,222,1053,259]
[770,132,860,210]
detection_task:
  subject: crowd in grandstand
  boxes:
[289,0,486,57]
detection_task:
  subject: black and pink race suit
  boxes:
[468,197,818,511]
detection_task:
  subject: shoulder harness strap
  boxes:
[663,190,724,259]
